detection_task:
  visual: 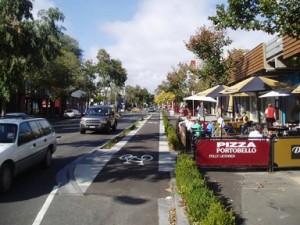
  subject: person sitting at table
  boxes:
[192,119,203,138]
[240,111,250,135]
[179,115,194,151]
[248,124,263,139]
[217,116,233,134]
[205,121,215,138]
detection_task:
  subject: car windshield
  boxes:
[0,124,17,143]
[87,107,109,116]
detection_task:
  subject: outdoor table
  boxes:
[268,126,289,136]
[227,121,243,133]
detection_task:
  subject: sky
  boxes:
[32,0,274,94]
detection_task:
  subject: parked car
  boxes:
[79,105,117,134]
[148,107,156,112]
[4,112,28,119]
[63,109,82,118]
[0,117,57,193]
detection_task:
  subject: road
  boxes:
[0,112,147,225]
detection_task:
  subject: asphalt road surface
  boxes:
[0,112,175,225]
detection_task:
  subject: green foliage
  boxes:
[209,0,300,38]
[161,111,181,151]
[0,0,65,113]
[202,202,236,225]
[175,154,236,225]
[125,85,154,108]
[185,26,232,86]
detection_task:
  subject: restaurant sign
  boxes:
[196,139,270,166]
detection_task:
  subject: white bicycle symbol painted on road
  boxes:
[119,154,153,165]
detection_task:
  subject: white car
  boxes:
[63,109,82,118]
[0,117,57,193]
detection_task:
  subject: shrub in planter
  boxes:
[202,202,235,225]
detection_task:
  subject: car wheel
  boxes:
[80,129,86,134]
[42,149,52,168]
[105,125,111,134]
[0,163,13,193]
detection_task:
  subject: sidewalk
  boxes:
[169,112,300,225]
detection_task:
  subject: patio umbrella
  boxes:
[220,76,286,94]
[220,75,290,123]
[183,95,217,102]
[259,90,290,98]
[196,84,228,98]
[196,84,228,116]
[183,95,217,116]
[292,84,300,94]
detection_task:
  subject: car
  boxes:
[148,107,156,112]
[0,117,57,193]
[63,109,82,118]
[4,112,28,119]
[79,105,117,134]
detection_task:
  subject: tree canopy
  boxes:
[185,26,232,87]
[0,0,64,114]
[125,85,154,108]
[209,0,300,38]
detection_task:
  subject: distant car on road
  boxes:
[79,105,117,134]
[148,107,156,112]
[63,109,82,118]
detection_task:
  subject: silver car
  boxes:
[63,109,82,118]
[80,105,117,134]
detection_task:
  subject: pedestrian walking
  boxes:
[265,103,276,129]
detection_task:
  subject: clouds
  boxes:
[101,0,215,92]
[33,0,274,93]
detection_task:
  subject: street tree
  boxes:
[209,0,300,38]
[155,91,175,107]
[0,0,64,115]
[185,26,232,86]
[124,85,153,108]
[94,49,127,103]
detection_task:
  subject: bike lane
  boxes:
[36,114,176,225]
[84,114,173,225]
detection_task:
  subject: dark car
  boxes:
[79,105,117,134]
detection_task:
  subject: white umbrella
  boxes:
[184,95,217,117]
[292,84,300,94]
[258,90,290,98]
[183,95,217,102]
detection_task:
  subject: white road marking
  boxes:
[33,114,176,224]
[159,114,177,171]
[32,185,59,225]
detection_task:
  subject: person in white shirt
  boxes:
[179,115,195,151]
[217,116,224,128]
[216,116,233,134]
[179,115,194,132]
[248,124,263,139]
